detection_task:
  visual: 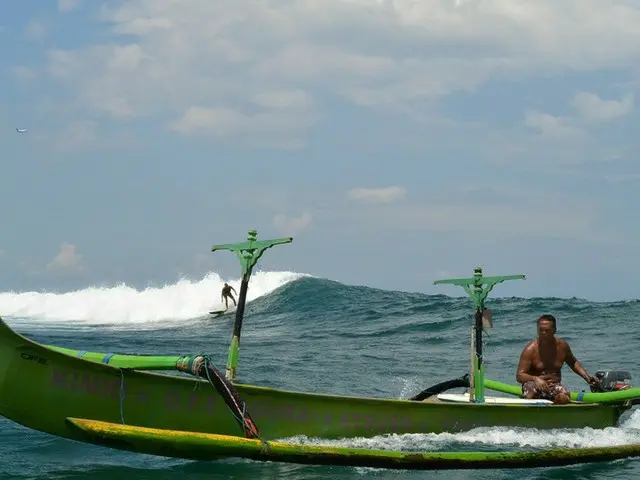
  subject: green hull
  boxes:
[0,316,632,449]
[67,417,640,470]
[47,343,640,404]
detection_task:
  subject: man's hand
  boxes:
[533,376,549,391]
[587,375,602,392]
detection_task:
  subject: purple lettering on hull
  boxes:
[51,368,120,400]
[322,410,333,426]
[349,411,368,427]
[164,391,181,410]
[293,407,309,423]
[81,373,101,396]
[49,368,226,416]
[50,368,388,428]
[187,392,201,412]
[52,368,67,389]
[136,391,150,404]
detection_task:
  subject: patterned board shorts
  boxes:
[522,381,570,401]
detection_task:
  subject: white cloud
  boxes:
[523,111,584,140]
[273,212,312,235]
[47,243,84,273]
[571,92,634,123]
[58,0,82,12]
[169,103,317,149]
[347,186,407,204]
[44,0,640,146]
[522,90,634,144]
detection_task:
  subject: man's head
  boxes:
[537,314,557,339]
[224,283,228,287]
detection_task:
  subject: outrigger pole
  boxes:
[212,229,293,381]
[434,267,525,403]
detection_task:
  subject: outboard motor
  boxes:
[590,370,632,393]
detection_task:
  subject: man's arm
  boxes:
[516,344,537,384]
[231,286,237,294]
[564,343,594,383]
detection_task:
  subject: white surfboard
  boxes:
[209,305,238,316]
[436,392,553,405]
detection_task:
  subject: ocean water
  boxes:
[1,270,640,479]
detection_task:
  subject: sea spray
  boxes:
[0,270,306,325]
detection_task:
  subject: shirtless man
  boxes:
[516,314,597,404]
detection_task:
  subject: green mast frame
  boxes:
[212,229,293,381]
[434,267,525,403]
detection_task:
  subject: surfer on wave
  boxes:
[516,314,597,404]
[221,282,237,310]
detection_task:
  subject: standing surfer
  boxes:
[221,282,237,310]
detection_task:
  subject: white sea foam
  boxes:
[285,408,640,453]
[0,270,306,326]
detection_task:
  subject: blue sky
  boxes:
[1,0,639,301]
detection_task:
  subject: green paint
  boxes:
[433,266,525,312]
[46,345,186,370]
[211,229,293,381]
[226,336,240,381]
[66,417,640,470]
[434,267,525,403]
[211,229,293,278]
[484,378,640,404]
[476,360,485,404]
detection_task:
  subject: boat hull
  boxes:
[0,317,631,446]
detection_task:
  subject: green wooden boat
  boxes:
[1,314,632,445]
[1,230,639,469]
